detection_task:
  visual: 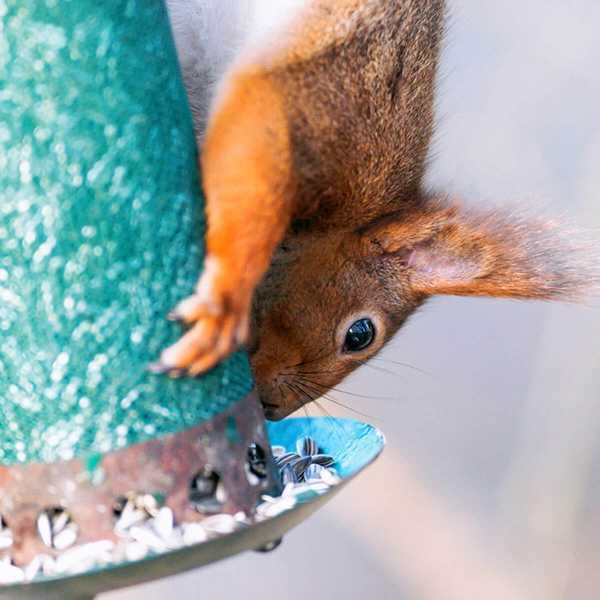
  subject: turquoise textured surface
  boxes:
[0,0,253,464]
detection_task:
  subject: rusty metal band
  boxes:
[0,390,279,565]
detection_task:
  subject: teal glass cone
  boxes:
[0,0,253,465]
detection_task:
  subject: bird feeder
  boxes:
[0,2,385,598]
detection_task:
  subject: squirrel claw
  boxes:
[147,362,186,378]
[155,291,250,378]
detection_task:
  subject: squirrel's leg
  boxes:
[157,69,294,375]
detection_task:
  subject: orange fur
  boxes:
[157,0,596,418]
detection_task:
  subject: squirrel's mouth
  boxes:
[260,400,285,421]
[260,400,287,421]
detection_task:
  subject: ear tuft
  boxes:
[364,199,600,302]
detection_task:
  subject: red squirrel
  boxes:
[159,0,596,420]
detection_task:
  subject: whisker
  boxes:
[293,367,348,377]
[290,380,350,441]
[355,358,402,378]
[298,375,396,402]
[295,378,378,420]
[370,356,431,377]
[286,346,332,370]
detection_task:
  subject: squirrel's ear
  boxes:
[363,199,597,301]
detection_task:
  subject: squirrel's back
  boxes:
[168,0,446,225]
[270,0,446,227]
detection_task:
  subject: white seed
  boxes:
[182,523,208,545]
[57,541,115,573]
[321,468,342,486]
[115,506,147,532]
[303,482,330,495]
[52,510,70,534]
[53,526,78,550]
[138,494,159,517]
[0,532,13,549]
[304,463,326,482]
[130,525,166,551]
[201,514,237,535]
[233,511,249,526]
[153,507,174,539]
[125,541,148,562]
[281,483,297,497]
[260,494,279,504]
[256,496,296,518]
[0,561,25,584]
[56,549,94,574]
[41,555,57,577]
[37,512,53,547]
[24,556,43,581]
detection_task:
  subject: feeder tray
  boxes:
[0,418,385,599]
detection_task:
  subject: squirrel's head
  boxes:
[250,196,597,420]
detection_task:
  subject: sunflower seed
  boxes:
[280,464,299,485]
[0,560,24,584]
[52,509,70,534]
[304,463,326,482]
[152,507,174,539]
[233,511,251,528]
[321,468,342,486]
[53,526,78,551]
[115,505,148,532]
[260,494,280,504]
[275,452,300,468]
[125,541,148,562]
[41,555,57,577]
[0,517,13,551]
[137,494,159,517]
[0,532,13,550]
[290,456,312,480]
[296,437,318,457]
[55,547,96,575]
[182,523,208,545]
[256,496,297,518]
[303,481,330,494]
[36,512,53,547]
[201,514,237,535]
[311,454,336,468]
[24,556,43,581]
[284,482,329,498]
[281,482,297,497]
[4,434,342,575]
[130,526,166,551]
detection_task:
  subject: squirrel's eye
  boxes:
[343,318,375,353]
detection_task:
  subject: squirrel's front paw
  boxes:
[151,257,250,377]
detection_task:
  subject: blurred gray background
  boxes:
[106,1,600,598]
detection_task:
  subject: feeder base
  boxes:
[0,418,384,600]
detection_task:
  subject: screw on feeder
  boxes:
[254,537,283,553]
